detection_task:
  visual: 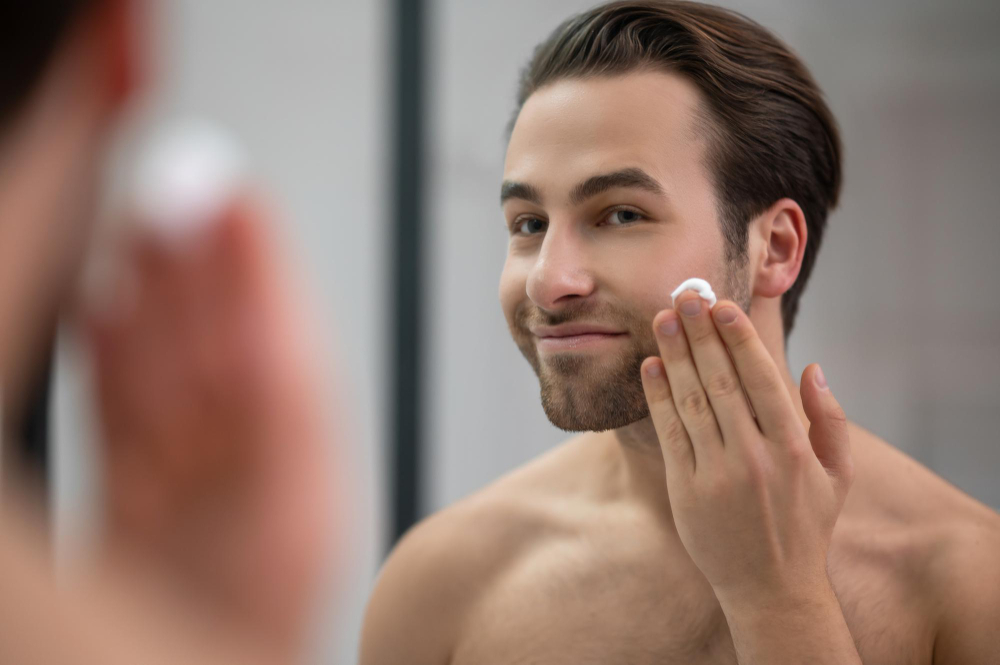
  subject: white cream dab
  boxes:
[671,278,717,308]
[132,119,247,244]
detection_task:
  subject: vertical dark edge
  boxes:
[18,333,55,521]
[389,0,427,549]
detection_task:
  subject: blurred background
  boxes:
[40,0,1000,663]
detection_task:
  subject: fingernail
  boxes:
[679,298,701,316]
[715,307,738,324]
[646,362,661,378]
[659,316,679,336]
[815,365,828,390]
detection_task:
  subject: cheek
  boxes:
[498,257,526,323]
[617,234,720,317]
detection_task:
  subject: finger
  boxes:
[673,291,758,445]
[800,364,853,502]
[710,302,800,442]
[641,356,695,478]
[652,308,725,463]
[215,193,283,296]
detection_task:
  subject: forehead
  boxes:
[504,70,711,197]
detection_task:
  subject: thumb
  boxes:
[800,364,853,500]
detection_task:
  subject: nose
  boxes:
[525,223,596,310]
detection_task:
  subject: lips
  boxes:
[530,323,627,352]
[530,323,626,338]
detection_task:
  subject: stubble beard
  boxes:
[513,262,751,433]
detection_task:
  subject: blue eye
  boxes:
[604,208,645,225]
[515,217,547,235]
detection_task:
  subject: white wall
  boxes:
[54,1,388,663]
[425,0,1000,513]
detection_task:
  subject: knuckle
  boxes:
[743,360,780,394]
[705,371,741,400]
[783,439,811,468]
[727,325,756,354]
[679,389,711,420]
[660,412,688,443]
[689,324,717,345]
[827,403,849,425]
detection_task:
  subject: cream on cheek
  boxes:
[671,277,717,308]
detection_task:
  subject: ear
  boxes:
[749,197,807,300]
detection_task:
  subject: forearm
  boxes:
[719,583,863,665]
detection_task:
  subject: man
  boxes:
[0,1,338,662]
[360,1,1000,663]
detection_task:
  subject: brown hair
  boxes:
[513,0,842,340]
[0,1,92,131]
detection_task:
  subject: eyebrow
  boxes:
[499,181,542,206]
[569,168,665,205]
[499,167,666,207]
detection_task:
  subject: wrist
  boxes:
[714,575,840,624]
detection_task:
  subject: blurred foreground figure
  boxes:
[0,1,340,662]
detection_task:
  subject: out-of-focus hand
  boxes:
[81,195,340,656]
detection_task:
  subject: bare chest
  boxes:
[449,539,935,665]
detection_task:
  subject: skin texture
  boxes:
[0,1,341,662]
[360,71,1000,664]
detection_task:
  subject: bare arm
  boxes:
[719,582,861,665]
[359,518,463,665]
[932,521,1000,664]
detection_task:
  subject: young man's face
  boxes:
[500,70,751,432]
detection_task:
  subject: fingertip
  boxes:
[641,357,672,403]
[653,309,679,338]
[711,300,741,325]
[813,363,829,390]
[642,356,664,380]
[801,364,827,395]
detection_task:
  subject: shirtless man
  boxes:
[360,2,1000,662]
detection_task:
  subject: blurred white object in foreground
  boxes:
[132,119,248,243]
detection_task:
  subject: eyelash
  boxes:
[509,206,647,236]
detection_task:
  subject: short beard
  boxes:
[536,337,654,432]
[512,260,751,433]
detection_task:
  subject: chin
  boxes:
[537,361,651,433]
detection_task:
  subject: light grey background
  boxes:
[425,0,1000,516]
[49,1,1000,664]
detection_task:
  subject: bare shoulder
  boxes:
[359,435,593,665]
[926,496,1000,663]
[840,424,1000,662]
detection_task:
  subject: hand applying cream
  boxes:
[83,118,340,658]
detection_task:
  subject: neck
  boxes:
[608,297,810,515]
